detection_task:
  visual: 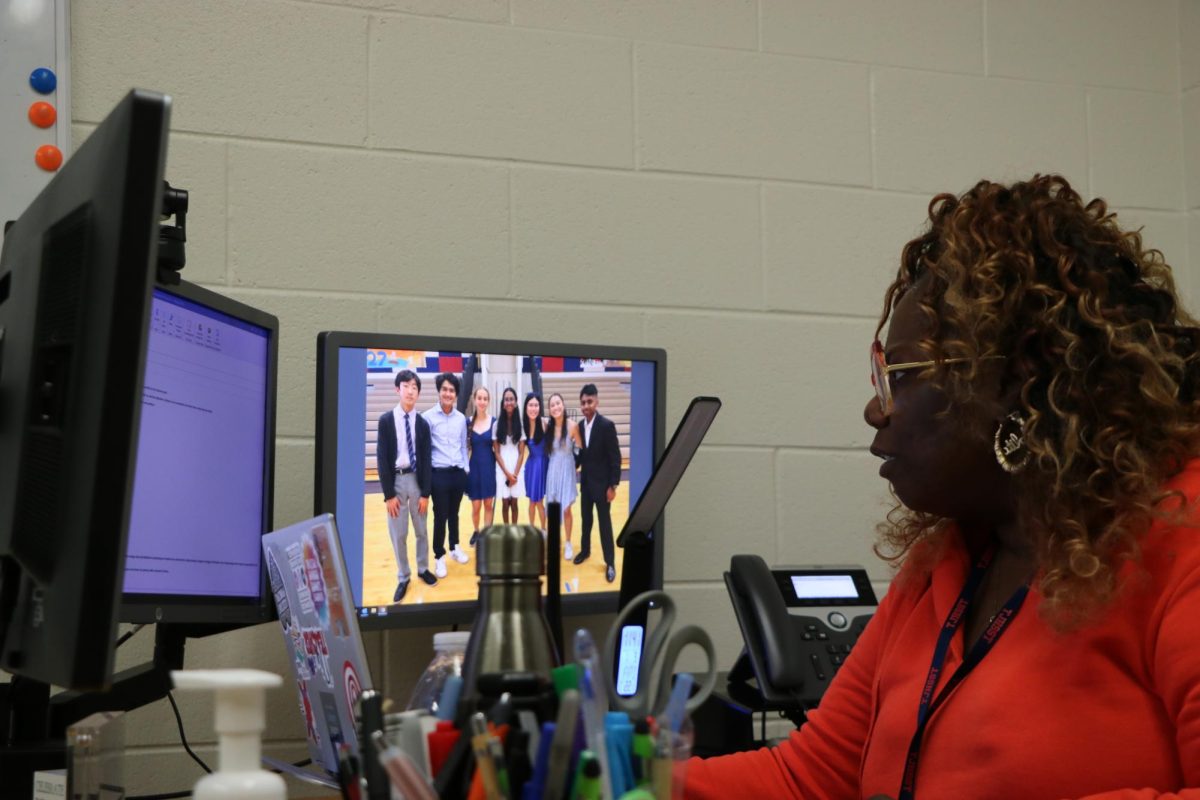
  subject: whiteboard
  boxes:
[0,0,71,238]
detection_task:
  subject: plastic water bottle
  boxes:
[407,631,470,715]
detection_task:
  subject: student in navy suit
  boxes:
[376,369,437,603]
[574,383,622,583]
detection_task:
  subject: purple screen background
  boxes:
[122,289,269,597]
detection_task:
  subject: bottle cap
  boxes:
[433,631,471,650]
[477,524,545,578]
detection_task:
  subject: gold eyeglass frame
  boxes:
[870,340,1003,415]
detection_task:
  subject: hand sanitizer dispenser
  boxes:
[171,669,286,800]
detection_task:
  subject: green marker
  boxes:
[553,663,582,697]
[632,718,655,786]
[574,751,602,800]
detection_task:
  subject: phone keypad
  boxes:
[793,614,874,707]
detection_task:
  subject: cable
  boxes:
[115,623,146,648]
[125,757,315,800]
[167,690,211,774]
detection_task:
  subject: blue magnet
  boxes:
[29,68,57,94]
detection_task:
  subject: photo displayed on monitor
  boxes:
[120,281,278,624]
[316,333,665,627]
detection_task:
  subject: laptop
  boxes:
[262,513,373,775]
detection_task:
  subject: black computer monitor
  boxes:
[316,333,666,629]
[119,279,278,624]
[0,90,170,691]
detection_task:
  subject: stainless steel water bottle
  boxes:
[459,525,559,700]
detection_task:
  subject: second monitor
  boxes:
[316,333,666,628]
[120,280,278,625]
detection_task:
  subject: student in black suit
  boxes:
[376,369,437,603]
[573,383,622,582]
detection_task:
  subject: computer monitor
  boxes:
[119,279,278,624]
[0,90,170,690]
[316,333,666,628]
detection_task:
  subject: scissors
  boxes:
[602,590,718,721]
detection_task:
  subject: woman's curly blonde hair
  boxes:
[877,174,1200,627]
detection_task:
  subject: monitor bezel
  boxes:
[0,90,169,690]
[119,278,278,625]
[315,330,666,630]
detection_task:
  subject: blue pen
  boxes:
[522,721,556,800]
[436,674,463,721]
[663,672,694,736]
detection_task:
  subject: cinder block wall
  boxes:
[49,0,1199,793]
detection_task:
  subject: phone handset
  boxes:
[727,554,807,692]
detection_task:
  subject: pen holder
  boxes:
[654,715,692,800]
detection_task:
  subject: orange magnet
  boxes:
[35,144,63,171]
[28,102,57,128]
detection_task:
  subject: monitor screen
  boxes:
[120,281,278,624]
[316,333,665,628]
[0,90,169,690]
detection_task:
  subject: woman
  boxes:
[522,393,548,529]
[685,175,1200,799]
[492,387,526,525]
[465,386,497,546]
[543,392,584,560]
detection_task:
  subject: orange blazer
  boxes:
[684,462,1200,799]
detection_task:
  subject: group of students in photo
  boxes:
[376,369,623,604]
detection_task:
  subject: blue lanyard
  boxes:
[897,549,1030,800]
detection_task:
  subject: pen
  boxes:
[524,721,555,800]
[553,663,582,697]
[437,674,463,721]
[371,730,437,800]
[663,673,693,736]
[471,711,504,800]
[490,723,513,800]
[358,689,390,800]
[542,689,580,800]
[574,752,603,800]
[631,719,654,786]
[604,712,634,797]
[492,690,514,726]
[505,725,532,798]
[574,629,613,800]
[427,719,461,778]
[337,743,361,800]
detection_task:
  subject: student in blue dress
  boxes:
[466,386,497,546]
[543,392,584,560]
[493,387,526,525]
[523,393,548,529]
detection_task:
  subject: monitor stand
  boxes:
[0,622,240,800]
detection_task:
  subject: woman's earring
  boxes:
[993,411,1029,473]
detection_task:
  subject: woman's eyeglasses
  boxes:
[869,340,1002,415]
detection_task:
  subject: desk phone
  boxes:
[725,556,877,712]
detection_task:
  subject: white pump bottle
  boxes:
[171,669,287,800]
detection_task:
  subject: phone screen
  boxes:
[790,574,859,600]
[615,624,645,696]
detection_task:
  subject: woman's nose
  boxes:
[864,394,888,429]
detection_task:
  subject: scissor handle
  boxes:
[603,590,718,719]
[650,623,717,720]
